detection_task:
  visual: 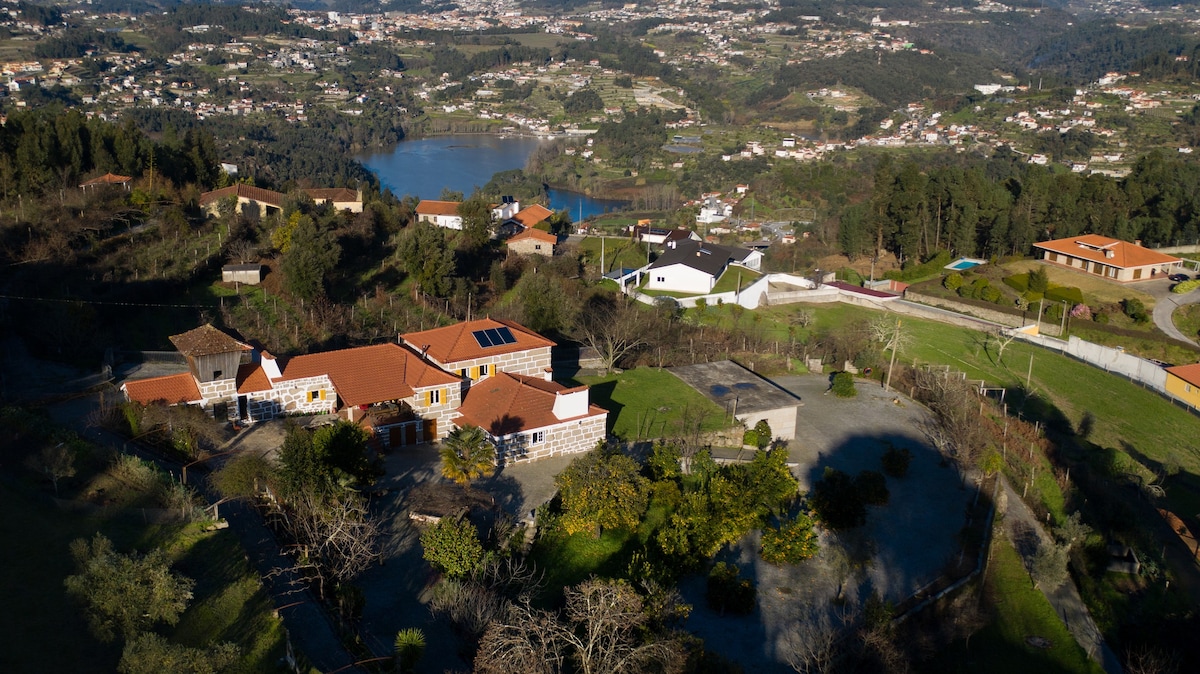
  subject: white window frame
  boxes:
[530,430,546,444]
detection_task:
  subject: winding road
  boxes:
[1150,278,1200,346]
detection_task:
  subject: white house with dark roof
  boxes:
[645,240,763,294]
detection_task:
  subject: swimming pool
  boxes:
[945,257,987,271]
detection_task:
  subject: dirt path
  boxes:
[998,476,1124,674]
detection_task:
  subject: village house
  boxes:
[506,227,557,256]
[1164,364,1200,409]
[199,184,364,218]
[415,199,463,229]
[1033,234,1182,282]
[645,239,763,294]
[122,319,605,462]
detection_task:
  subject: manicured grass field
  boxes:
[576,236,652,275]
[578,368,730,440]
[926,534,1103,674]
[711,266,762,294]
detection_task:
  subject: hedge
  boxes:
[1045,286,1084,304]
[1003,273,1029,293]
[1172,279,1200,294]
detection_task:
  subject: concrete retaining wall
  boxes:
[1016,333,1168,393]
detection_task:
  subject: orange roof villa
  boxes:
[1033,234,1182,282]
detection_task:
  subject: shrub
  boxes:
[881,444,913,478]
[707,562,756,615]
[981,286,1004,304]
[1069,303,1092,320]
[1094,311,1109,324]
[855,470,889,506]
[1045,302,1064,324]
[883,250,952,282]
[1045,285,1084,304]
[837,268,864,285]
[742,428,760,449]
[419,517,485,579]
[1028,267,1050,293]
[760,512,820,565]
[1002,273,1029,293]
[1022,289,1044,304]
[1121,297,1147,320]
[810,467,867,530]
[961,277,990,300]
[831,372,857,398]
[752,420,772,448]
[1172,279,1200,294]
[943,272,964,291]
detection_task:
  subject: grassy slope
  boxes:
[0,480,286,673]
[577,368,729,440]
[926,534,1103,674]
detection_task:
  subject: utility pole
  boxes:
[1060,300,1068,336]
[1026,353,1034,388]
[885,318,901,392]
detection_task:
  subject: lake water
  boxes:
[358,135,628,219]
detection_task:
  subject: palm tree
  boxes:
[439,424,496,491]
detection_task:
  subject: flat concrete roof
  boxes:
[668,360,802,414]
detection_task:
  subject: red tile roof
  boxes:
[199,184,285,208]
[1167,363,1200,387]
[456,372,605,435]
[236,363,272,394]
[415,200,462,216]
[304,187,359,203]
[509,227,557,245]
[79,172,131,187]
[123,373,202,405]
[401,318,554,365]
[279,343,459,408]
[513,204,554,228]
[1033,235,1180,269]
[169,324,251,357]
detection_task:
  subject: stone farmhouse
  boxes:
[121,319,606,464]
[415,199,464,229]
[506,227,557,256]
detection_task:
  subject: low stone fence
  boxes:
[905,292,1062,337]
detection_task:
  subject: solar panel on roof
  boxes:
[494,327,516,344]
[484,328,503,345]
[472,330,494,348]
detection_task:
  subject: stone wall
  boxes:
[410,383,462,439]
[903,292,1062,337]
[496,414,607,465]
[271,375,337,415]
[448,346,553,382]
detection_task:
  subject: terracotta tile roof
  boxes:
[513,204,554,228]
[236,363,272,394]
[509,227,557,244]
[1167,363,1200,387]
[401,318,555,365]
[1033,235,1180,269]
[123,373,202,405]
[304,187,359,203]
[199,184,285,208]
[169,324,251,357]
[79,172,131,187]
[456,372,605,435]
[279,343,459,408]
[415,200,462,216]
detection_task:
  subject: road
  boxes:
[1148,278,1200,346]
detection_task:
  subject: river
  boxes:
[357,135,628,219]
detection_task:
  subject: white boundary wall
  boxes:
[1015,333,1168,393]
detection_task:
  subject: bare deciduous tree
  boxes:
[25,443,76,495]
[281,491,380,598]
[870,316,911,391]
[782,604,839,674]
[913,368,987,484]
[576,293,649,375]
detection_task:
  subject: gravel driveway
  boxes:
[681,374,972,672]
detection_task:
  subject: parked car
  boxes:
[1169,273,1189,282]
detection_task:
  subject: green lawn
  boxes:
[577,368,730,441]
[576,236,651,275]
[711,266,762,294]
[927,534,1103,674]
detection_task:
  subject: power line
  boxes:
[0,292,216,309]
